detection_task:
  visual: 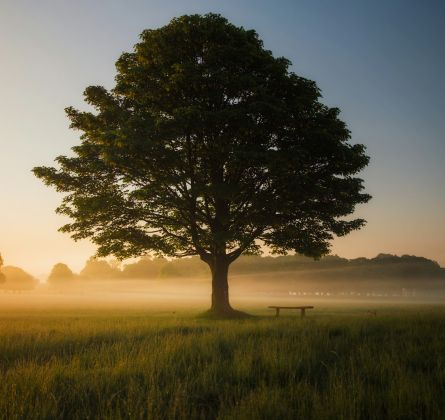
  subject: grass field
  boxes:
[1,301,444,419]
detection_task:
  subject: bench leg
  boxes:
[301,308,306,318]
[276,308,280,317]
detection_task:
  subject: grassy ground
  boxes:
[0,304,444,419]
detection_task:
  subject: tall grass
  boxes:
[0,307,444,419]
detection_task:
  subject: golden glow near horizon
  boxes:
[1,2,444,276]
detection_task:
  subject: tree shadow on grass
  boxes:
[197,309,254,320]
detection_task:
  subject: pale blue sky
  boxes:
[1,0,444,275]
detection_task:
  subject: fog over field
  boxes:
[1,254,444,315]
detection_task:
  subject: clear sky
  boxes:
[1,0,444,276]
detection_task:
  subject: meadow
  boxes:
[0,297,444,420]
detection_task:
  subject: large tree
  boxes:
[33,14,370,316]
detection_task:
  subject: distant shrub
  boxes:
[121,256,167,279]
[158,257,209,278]
[0,253,5,284]
[1,266,38,291]
[48,263,75,285]
[80,258,121,280]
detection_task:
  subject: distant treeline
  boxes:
[48,253,444,283]
[1,252,443,290]
[232,253,445,280]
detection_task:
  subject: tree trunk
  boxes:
[210,256,232,315]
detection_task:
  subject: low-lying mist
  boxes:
[1,275,444,316]
[1,253,444,313]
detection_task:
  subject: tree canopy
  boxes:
[0,254,5,284]
[33,14,370,315]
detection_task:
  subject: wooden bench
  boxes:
[268,306,314,318]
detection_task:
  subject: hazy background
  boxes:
[1,0,444,276]
[2,254,444,308]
